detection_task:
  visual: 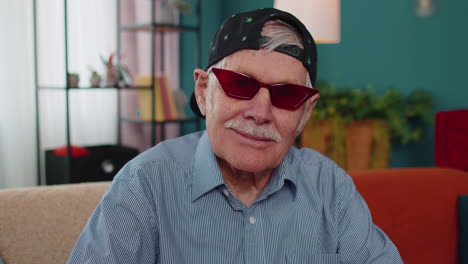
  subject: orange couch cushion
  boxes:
[349,167,468,264]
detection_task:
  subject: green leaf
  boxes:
[312,80,435,145]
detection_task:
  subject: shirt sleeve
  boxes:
[67,166,158,264]
[335,166,403,264]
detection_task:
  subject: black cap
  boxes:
[190,8,317,118]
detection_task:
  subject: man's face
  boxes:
[198,49,316,173]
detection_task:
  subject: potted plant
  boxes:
[67,73,80,88]
[301,81,434,170]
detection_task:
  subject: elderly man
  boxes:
[68,8,403,263]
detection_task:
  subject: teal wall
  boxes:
[182,0,468,168]
[317,0,468,168]
[180,0,223,133]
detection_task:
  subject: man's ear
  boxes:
[304,93,320,120]
[295,93,320,136]
[295,93,319,134]
[309,93,320,111]
[193,69,209,116]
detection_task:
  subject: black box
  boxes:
[45,145,139,185]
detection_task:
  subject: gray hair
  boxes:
[206,20,314,134]
[209,20,312,86]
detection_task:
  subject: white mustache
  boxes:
[224,119,282,143]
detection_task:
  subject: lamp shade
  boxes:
[274,0,340,43]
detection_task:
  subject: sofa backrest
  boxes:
[350,167,468,264]
[0,182,110,264]
[1,167,467,264]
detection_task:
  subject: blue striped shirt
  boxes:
[68,131,403,263]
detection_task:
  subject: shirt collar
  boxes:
[259,149,298,201]
[283,148,300,189]
[191,132,225,201]
[191,131,299,202]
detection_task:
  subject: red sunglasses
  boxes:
[210,68,319,110]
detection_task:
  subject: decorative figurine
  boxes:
[90,71,102,87]
[67,73,79,88]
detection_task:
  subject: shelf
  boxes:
[34,0,202,186]
[38,86,118,90]
[118,85,152,90]
[121,117,199,124]
[119,23,199,32]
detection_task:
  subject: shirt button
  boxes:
[223,189,229,197]
[249,216,256,224]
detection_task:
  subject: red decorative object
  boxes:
[435,109,468,171]
[52,145,90,158]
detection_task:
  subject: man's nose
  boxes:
[243,87,273,124]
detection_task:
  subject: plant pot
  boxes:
[301,117,346,168]
[369,120,391,169]
[345,120,375,170]
[67,73,79,88]
[345,120,390,170]
[302,118,390,170]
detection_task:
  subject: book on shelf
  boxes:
[135,74,178,122]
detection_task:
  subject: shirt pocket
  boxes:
[286,253,340,264]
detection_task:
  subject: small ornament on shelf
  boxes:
[101,53,133,88]
[118,64,133,88]
[89,71,102,87]
[101,54,118,87]
[157,1,177,24]
[157,0,192,25]
[67,73,80,88]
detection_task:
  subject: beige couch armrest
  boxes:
[0,182,110,264]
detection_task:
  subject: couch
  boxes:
[1,167,467,264]
[349,167,468,264]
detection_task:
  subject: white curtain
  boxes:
[0,0,36,188]
[0,0,180,188]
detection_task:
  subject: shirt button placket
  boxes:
[244,208,265,264]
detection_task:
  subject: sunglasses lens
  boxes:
[211,68,318,110]
[270,85,313,110]
[212,68,258,99]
